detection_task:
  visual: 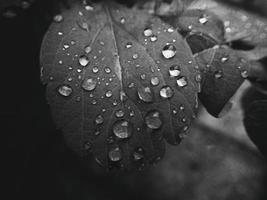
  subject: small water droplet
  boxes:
[115,110,125,118]
[63,44,69,49]
[133,53,139,60]
[95,115,104,125]
[92,66,99,73]
[79,55,89,67]
[120,17,126,24]
[241,70,248,78]
[128,82,135,88]
[53,14,63,23]
[199,15,208,24]
[58,85,72,97]
[221,56,229,63]
[137,87,153,103]
[145,111,162,129]
[160,86,173,99]
[162,44,176,59]
[113,120,132,139]
[133,147,144,161]
[105,90,113,98]
[108,147,122,162]
[177,77,188,87]
[125,42,133,49]
[144,28,153,37]
[84,45,92,54]
[104,67,111,74]
[150,35,158,42]
[169,65,181,77]
[151,77,160,86]
[214,70,223,79]
[140,74,146,80]
[82,78,97,91]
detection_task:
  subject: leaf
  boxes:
[195,45,248,117]
[40,1,200,170]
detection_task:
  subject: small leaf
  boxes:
[195,45,248,117]
[40,1,200,170]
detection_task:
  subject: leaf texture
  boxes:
[195,45,248,117]
[40,1,200,170]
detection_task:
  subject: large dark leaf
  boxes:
[40,1,200,170]
[195,45,248,117]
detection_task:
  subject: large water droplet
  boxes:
[108,147,122,162]
[113,120,132,139]
[145,111,162,129]
[82,78,97,91]
[58,85,72,97]
[160,86,174,99]
[162,44,176,59]
[177,77,188,87]
[95,114,104,125]
[144,28,153,37]
[79,55,89,67]
[137,87,153,103]
[169,65,181,77]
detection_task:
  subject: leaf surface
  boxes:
[195,45,248,117]
[40,1,200,170]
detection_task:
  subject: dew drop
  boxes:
[95,115,104,125]
[151,77,160,86]
[113,120,132,139]
[84,45,92,54]
[160,86,174,99]
[133,53,139,60]
[162,44,176,59]
[120,17,126,24]
[177,77,188,87]
[82,78,97,91]
[53,14,63,23]
[115,110,125,118]
[92,66,99,73]
[169,65,181,77]
[221,56,229,63]
[104,67,111,74]
[150,35,158,42]
[137,87,153,103]
[133,147,144,161]
[145,111,162,129]
[58,85,72,97]
[108,147,122,162]
[199,15,208,24]
[105,90,113,98]
[79,55,89,67]
[167,27,174,33]
[214,70,223,79]
[144,28,153,37]
[85,5,94,11]
[125,42,133,49]
[241,70,248,78]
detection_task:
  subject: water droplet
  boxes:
[144,28,153,37]
[128,82,135,88]
[108,147,122,162]
[120,17,126,24]
[92,66,99,73]
[199,15,208,24]
[85,5,94,11]
[241,70,248,78]
[160,86,173,99]
[167,27,174,33]
[195,74,202,82]
[140,74,146,80]
[82,78,97,91]
[151,77,160,86]
[137,87,153,103]
[79,55,89,67]
[125,42,133,49]
[150,35,158,42]
[115,110,125,118]
[104,67,111,74]
[53,14,63,23]
[84,45,92,54]
[133,53,139,60]
[177,77,188,87]
[221,56,229,63]
[105,90,113,98]
[133,147,144,161]
[58,85,72,97]
[145,111,162,129]
[63,44,69,49]
[214,70,223,79]
[113,120,132,139]
[169,65,181,77]
[162,44,176,59]
[95,115,104,125]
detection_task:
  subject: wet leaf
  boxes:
[40,1,200,170]
[195,45,249,117]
